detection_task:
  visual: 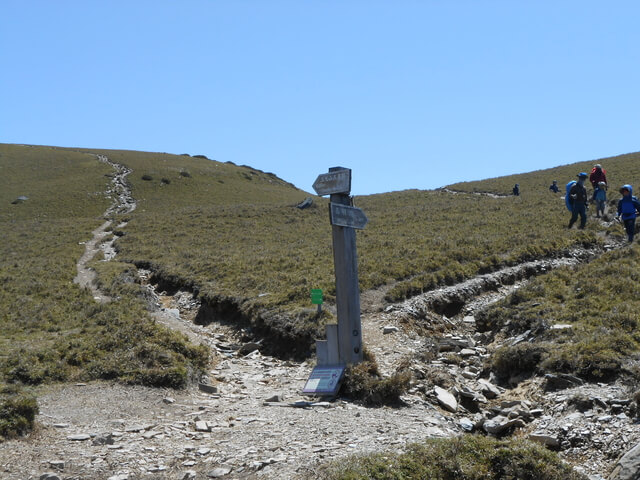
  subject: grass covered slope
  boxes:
[31,146,634,359]
[447,151,640,197]
[0,144,208,438]
[481,244,640,382]
[102,149,607,310]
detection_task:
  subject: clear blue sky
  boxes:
[2,1,639,195]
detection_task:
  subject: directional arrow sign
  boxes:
[312,169,351,196]
[330,203,368,229]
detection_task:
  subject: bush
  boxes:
[0,386,38,441]
[313,435,588,480]
[339,359,411,406]
[491,343,549,383]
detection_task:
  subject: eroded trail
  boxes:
[73,155,136,302]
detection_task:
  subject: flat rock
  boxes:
[207,467,232,478]
[434,386,457,412]
[483,416,526,435]
[67,434,91,441]
[459,417,474,432]
[40,474,61,480]
[528,432,560,448]
[544,373,584,391]
[198,383,218,394]
[382,325,399,334]
[195,421,211,432]
[477,379,501,399]
[238,342,260,355]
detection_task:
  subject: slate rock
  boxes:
[483,416,526,435]
[48,460,64,470]
[383,325,399,334]
[198,383,218,394]
[11,196,29,205]
[434,386,457,412]
[459,417,474,432]
[477,379,501,399]
[296,197,313,209]
[238,342,260,355]
[67,434,91,441]
[195,420,211,432]
[609,441,640,480]
[528,431,560,448]
[39,474,61,480]
[207,467,232,477]
[92,433,115,445]
[544,373,584,391]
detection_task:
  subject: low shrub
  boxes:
[313,435,587,480]
[339,357,411,406]
[491,343,549,382]
[0,385,38,441]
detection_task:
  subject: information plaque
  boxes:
[302,365,345,395]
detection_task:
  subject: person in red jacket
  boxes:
[589,164,607,189]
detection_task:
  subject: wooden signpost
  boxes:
[304,167,367,395]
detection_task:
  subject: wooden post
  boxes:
[312,166,367,367]
[328,167,363,364]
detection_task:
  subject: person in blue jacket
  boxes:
[568,172,588,229]
[616,184,640,242]
[592,181,607,218]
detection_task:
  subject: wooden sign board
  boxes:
[330,203,368,229]
[312,169,351,196]
[302,365,345,395]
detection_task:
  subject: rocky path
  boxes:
[1,167,637,479]
[73,155,136,303]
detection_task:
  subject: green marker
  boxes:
[311,289,323,313]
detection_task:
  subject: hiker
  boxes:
[589,164,607,189]
[592,181,607,218]
[513,184,520,196]
[568,172,588,229]
[616,184,640,242]
[549,180,559,193]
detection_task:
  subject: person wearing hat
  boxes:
[592,181,607,218]
[615,185,640,242]
[568,172,588,229]
[589,164,607,189]
[549,180,559,193]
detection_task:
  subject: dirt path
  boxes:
[0,173,635,479]
[73,155,136,303]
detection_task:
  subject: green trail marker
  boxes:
[311,288,323,313]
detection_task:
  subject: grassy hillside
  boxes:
[0,145,208,439]
[3,144,640,379]
[64,147,625,358]
[5,144,637,362]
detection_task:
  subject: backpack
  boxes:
[565,180,576,211]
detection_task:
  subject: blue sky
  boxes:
[2,1,639,195]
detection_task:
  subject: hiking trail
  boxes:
[0,175,635,479]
